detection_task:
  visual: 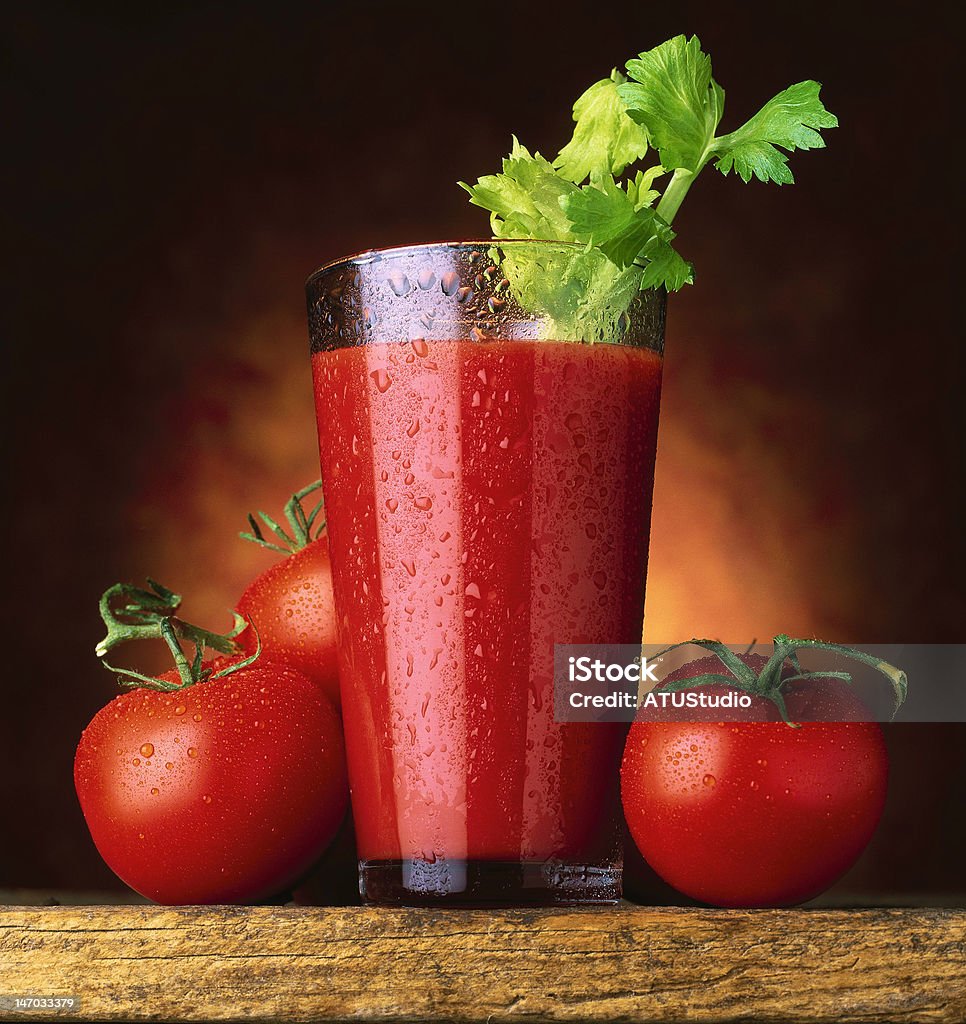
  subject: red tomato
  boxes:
[74,658,348,904]
[236,537,340,705]
[621,654,888,907]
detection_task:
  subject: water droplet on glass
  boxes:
[388,270,411,296]
[565,412,583,430]
[370,368,392,393]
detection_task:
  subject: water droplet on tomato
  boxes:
[140,743,154,758]
[174,705,186,717]
[193,714,202,722]
[165,762,173,770]
[703,774,716,787]
[202,794,212,804]
[188,747,198,758]
[151,787,159,796]
[132,758,141,766]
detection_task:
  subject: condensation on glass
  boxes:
[307,241,666,906]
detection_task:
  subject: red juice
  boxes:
[313,337,662,899]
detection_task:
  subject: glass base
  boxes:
[359,858,621,907]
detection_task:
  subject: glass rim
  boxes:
[305,238,589,289]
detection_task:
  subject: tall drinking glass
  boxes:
[306,241,665,905]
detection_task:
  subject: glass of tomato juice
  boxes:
[306,241,665,905]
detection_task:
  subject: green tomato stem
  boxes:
[240,480,326,553]
[96,579,248,692]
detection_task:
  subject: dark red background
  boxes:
[2,1,963,896]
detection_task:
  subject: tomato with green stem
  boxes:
[237,481,340,705]
[74,580,348,905]
[621,637,905,908]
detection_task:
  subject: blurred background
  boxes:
[2,1,963,897]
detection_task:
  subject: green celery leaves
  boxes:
[460,34,837,308]
[711,80,839,184]
[553,71,651,183]
[620,35,724,175]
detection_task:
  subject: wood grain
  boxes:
[1,904,964,1022]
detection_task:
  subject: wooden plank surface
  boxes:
[1,904,964,1023]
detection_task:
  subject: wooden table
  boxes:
[1,902,964,1022]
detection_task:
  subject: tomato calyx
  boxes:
[240,480,325,555]
[651,635,908,726]
[96,579,261,691]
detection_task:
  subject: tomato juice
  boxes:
[313,335,662,902]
